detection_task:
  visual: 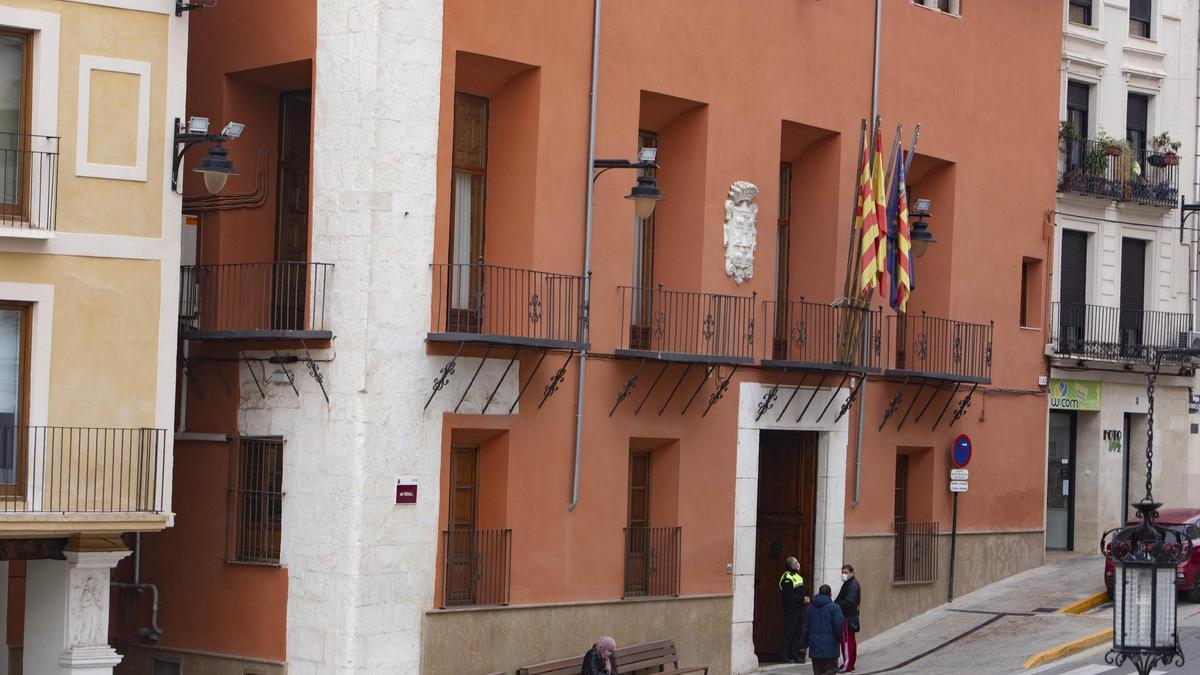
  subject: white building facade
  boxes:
[1049,0,1200,553]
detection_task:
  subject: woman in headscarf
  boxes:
[582,636,617,674]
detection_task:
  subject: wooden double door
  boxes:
[752,430,819,659]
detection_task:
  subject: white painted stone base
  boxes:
[24,550,130,675]
[730,380,850,674]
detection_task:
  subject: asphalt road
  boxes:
[1035,605,1200,675]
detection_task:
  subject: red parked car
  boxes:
[1104,507,1200,602]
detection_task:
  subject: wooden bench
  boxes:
[515,655,583,675]
[613,639,708,675]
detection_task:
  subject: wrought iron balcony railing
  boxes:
[893,520,939,584]
[1058,138,1179,208]
[429,263,588,350]
[0,133,58,232]
[763,299,881,372]
[440,528,511,608]
[0,426,167,513]
[179,262,333,340]
[617,285,756,364]
[886,312,993,383]
[623,526,681,598]
[1050,301,1193,364]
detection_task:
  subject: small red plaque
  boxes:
[395,482,417,505]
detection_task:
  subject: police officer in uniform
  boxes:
[778,555,809,663]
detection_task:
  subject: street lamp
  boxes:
[171,116,245,194]
[909,198,936,258]
[1101,349,1194,675]
[594,147,665,219]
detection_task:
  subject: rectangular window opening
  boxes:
[1130,0,1152,38]
[0,29,31,220]
[448,93,488,332]
[774,163,792,359]
[226,436,284,565]
[0,301,30,492]
[1021,258,1042,329]
[1069,0,1093,26]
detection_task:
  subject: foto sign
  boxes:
[395,477,417,505]
[950,480,969,493]
[952,434,972,468]
[950,468,968,481]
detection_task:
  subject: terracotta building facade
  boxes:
[116,1,1062,673]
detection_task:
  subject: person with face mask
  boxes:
[582,636,617,674]
[834,564,861,672]
[778,555,809,663]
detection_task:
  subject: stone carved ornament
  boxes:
[723,181,759,284]
[69,570,107,647]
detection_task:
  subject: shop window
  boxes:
[226,436,284,565]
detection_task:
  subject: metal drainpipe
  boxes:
[1191,3,1200,326]
[569,0,602,511]
[111,532,163,640]
[854,0,884,508]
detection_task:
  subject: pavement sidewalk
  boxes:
[753,553,1110,674]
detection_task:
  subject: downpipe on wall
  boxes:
[111,532,163,641]
[570,0,603,511]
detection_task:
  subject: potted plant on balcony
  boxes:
[1149,131,1181,166]
[1059,120,1078,150]
[1096,130,1128,157]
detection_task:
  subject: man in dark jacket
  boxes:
[835,564,861,673]
[778,555,808,663]
[799,584,844,675]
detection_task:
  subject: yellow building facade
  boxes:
[0,1,184,672]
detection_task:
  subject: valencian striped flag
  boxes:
[858,126,887,299]
[886,147,913,312]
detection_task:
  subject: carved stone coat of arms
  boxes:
[723,180,759,284]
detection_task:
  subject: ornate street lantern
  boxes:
[1100,362,1193,675]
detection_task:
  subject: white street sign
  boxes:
[950,469,969,481]
[950,480,968,493]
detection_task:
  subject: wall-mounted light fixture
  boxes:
[172,116,244,195]
[593,147,665,220]
[175,0,217,17]
[909,197,936,258]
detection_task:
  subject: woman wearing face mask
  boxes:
[582,636,618,674]
[834,564,861,673]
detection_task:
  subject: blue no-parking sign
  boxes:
[952,434,972,468]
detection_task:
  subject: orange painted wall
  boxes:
[432,0,1060,606]
[109,0,316,662]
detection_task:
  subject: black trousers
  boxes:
[779,607,807,661]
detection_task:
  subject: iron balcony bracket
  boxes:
[913,381,945,424]
[180,355,205,401]
[424,342,464,412]
[949,383,979,427]
[482,348,520,414]
[815,371,851,424]
[931,382,962,430]
[272,350,300,397]
[702,365,739,418]
[538,351,574,409]
[755,368,790,422]
[454,345,492,414]
[834,373,866,424]
[658,363,693,416]
[680,366,715,416]
[242,351,265,399]
[896,380,927,430]
[610,359,647,417]
[878,378,907,431]
[796,372,828,424]
[300,339,330,405]
[508,348,548,415]
[775,371,809,422]
[634,363,670,416]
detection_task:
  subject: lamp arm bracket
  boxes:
[171,129,231,192]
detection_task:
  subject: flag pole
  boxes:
[884,123,902,188]
[840,118,869,303]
